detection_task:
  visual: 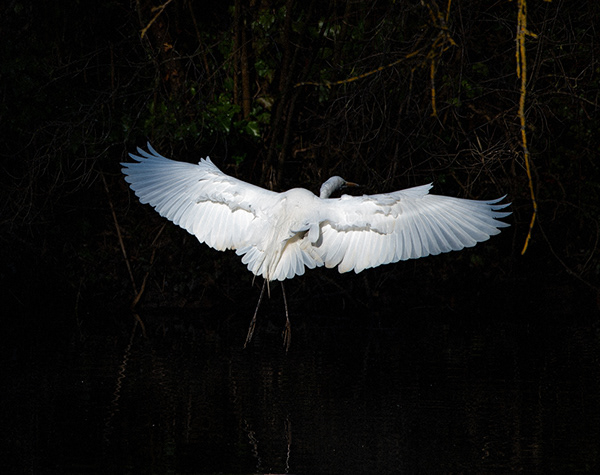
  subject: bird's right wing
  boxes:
[315,184,511,274]
[121,143,281,252]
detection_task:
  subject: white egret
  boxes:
[122,143,510,348]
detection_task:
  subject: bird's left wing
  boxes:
[315,184,511,274]
[121,143,281,252]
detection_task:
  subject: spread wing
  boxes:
[314,184,511,274]
[121,143,281,253]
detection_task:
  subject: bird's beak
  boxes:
[345,181,359,188]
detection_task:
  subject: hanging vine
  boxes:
[516,0,541,254]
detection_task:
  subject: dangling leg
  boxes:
[281,282,291,351]
[244,279,267,348]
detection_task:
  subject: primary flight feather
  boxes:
[121,143,510,283]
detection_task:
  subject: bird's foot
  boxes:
[282,316,291,352]
[243,315,257,348]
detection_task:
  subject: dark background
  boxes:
[1,1,599,472]
[2,0,598,321]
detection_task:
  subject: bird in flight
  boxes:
[122,143,510,348]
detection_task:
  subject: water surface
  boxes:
[3,307,599,473]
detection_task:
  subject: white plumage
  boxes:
[122,143,510,282]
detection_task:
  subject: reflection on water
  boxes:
[3,307,600,473]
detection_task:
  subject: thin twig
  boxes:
[130,223,166,309]
[140,0,174,39]
[101,171,138,295]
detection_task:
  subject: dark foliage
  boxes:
[1,0,599,328]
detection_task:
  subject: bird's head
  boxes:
[319,176,359,199]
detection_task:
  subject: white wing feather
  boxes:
[122,143,280,253]
[316,186,510,274]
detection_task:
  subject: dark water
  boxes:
[3,306,600,474]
